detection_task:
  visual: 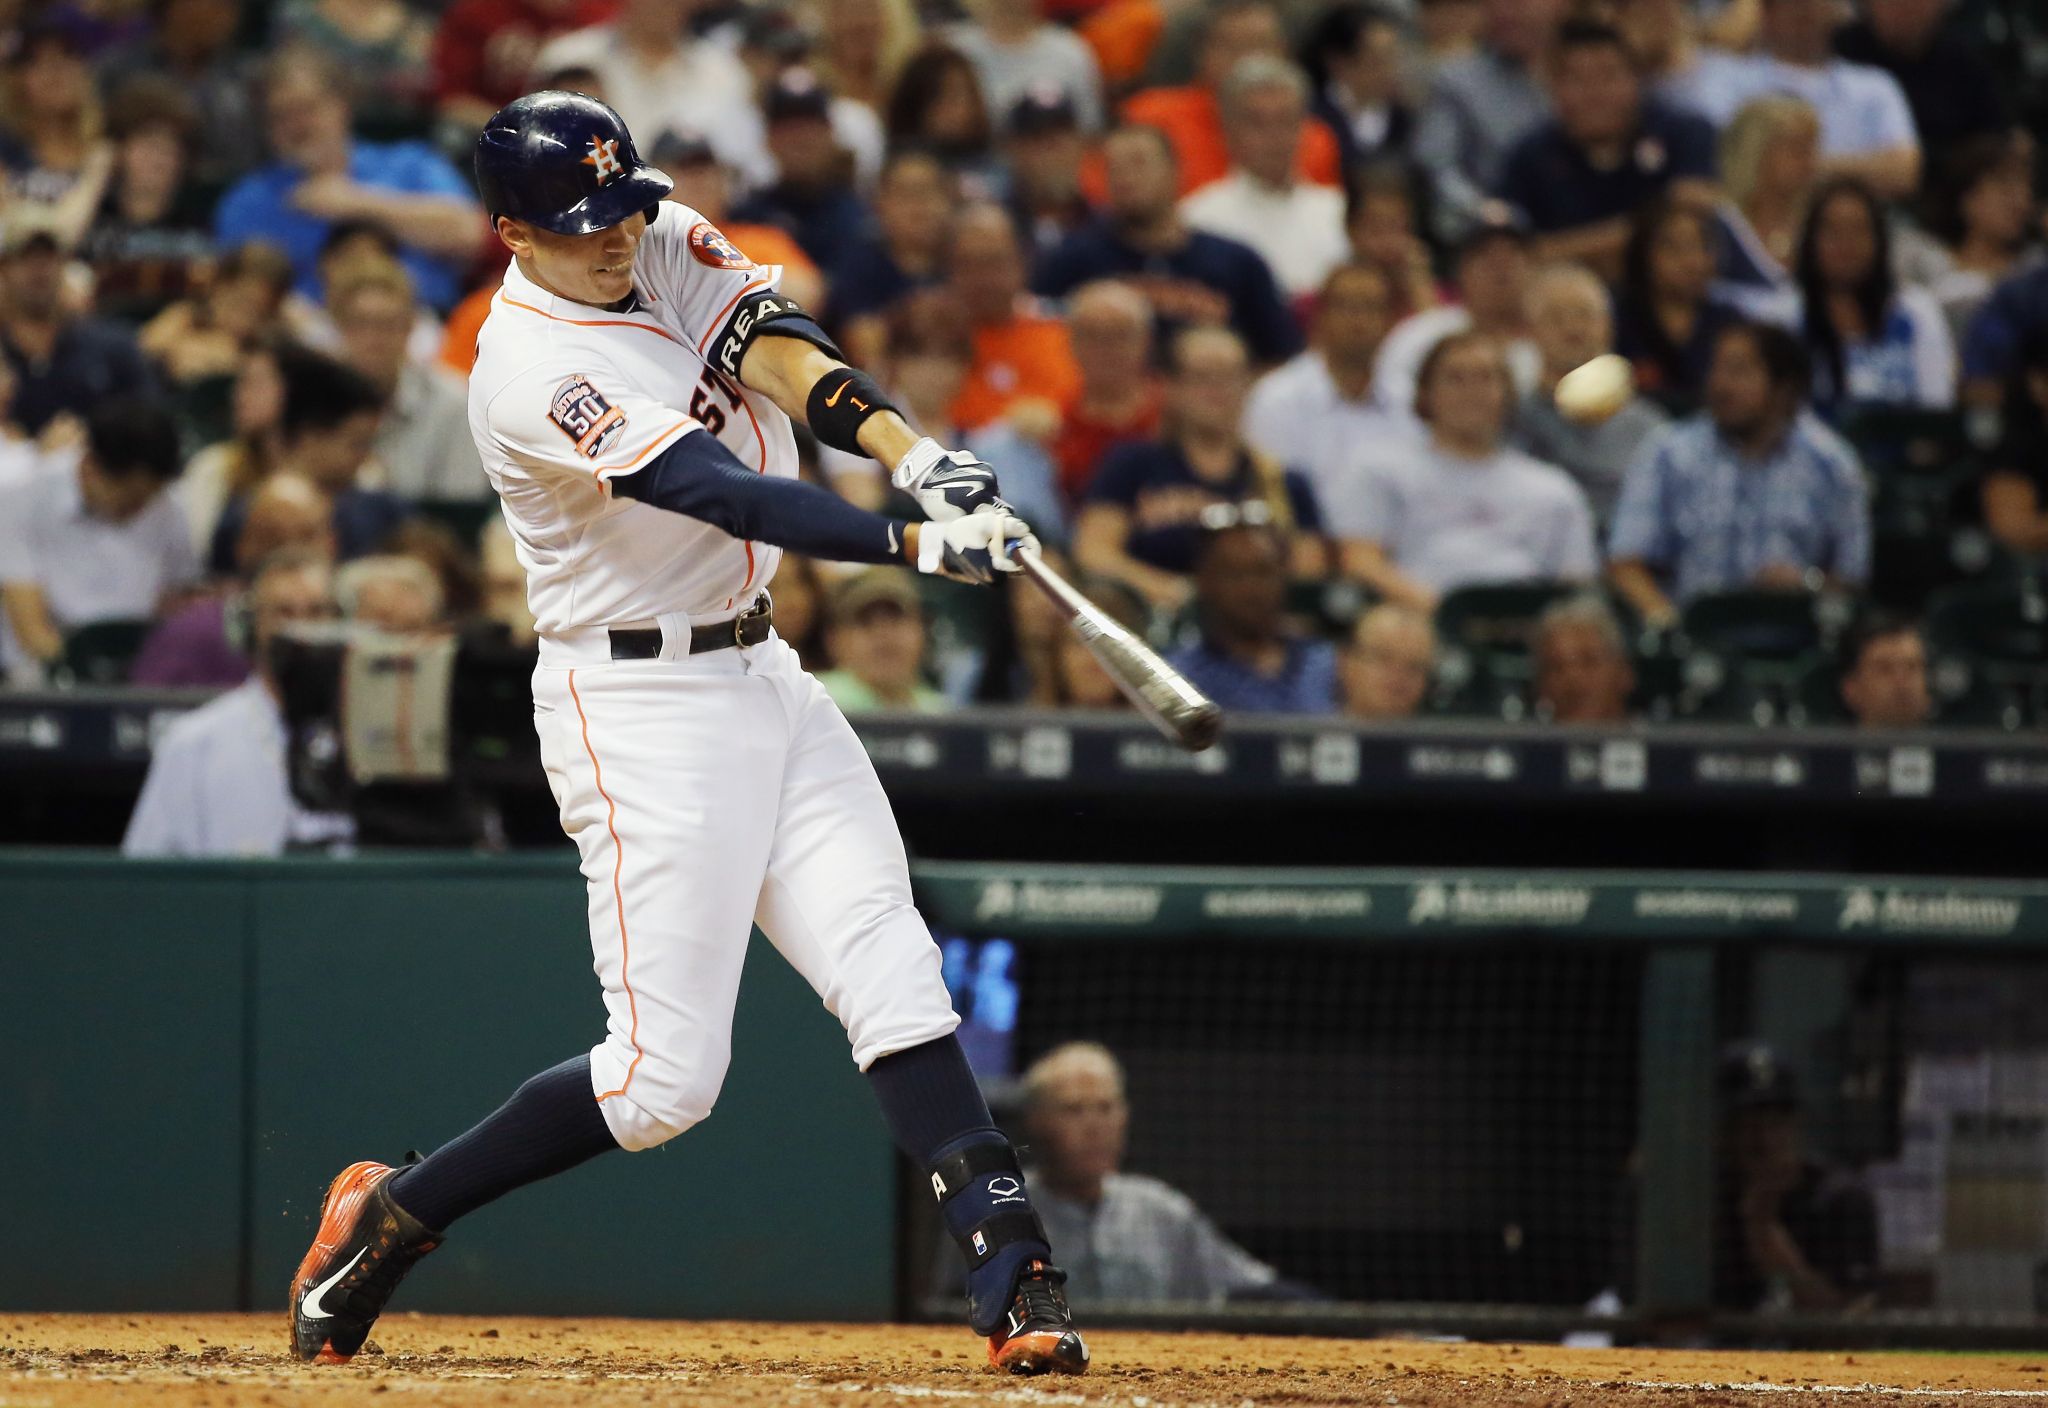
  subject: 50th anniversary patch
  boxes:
[550,374,628,458]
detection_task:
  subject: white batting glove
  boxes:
[892,436,1011,523]
[915,509,1034,585]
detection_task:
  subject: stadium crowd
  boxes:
[1,0,2045,773]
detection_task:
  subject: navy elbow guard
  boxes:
[806,368,897,455]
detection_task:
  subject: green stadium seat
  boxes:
[1676,591,1848,724]
[1924,578,2048,730]
[173,373,237,455]
[1430,582,1576,718]
[1868,465,1992,611]
[1839,406,1980,478]
[61,619,154,686]
[1680,588,1829,659]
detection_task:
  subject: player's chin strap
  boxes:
[928,1132,1054,1336]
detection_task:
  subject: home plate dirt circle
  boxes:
[5,1314,2048,1406]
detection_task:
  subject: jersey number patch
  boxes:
[549,374,628,458]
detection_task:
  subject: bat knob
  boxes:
[1171,700,1224,752]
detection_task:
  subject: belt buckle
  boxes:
[732,594,770,648]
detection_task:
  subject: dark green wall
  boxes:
[0,855,895,1318]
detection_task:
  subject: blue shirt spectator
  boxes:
[1960,262,2048,394]
[216,48,483,311]
[1171,631,1338,715]
[1167,522,1338,716]
[1610,409,1870,605]
[1032,125,1301,365]
[1609,323,1870,616]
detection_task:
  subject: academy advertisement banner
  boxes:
[915,865,2048,944]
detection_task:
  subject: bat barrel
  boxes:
[1013,545,1223,753]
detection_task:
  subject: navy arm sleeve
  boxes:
[611,429,909,565]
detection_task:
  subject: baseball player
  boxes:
[287,92,1087,1377]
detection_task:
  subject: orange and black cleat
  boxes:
[986,1260,1089,1375]
[288,1161,441,1364]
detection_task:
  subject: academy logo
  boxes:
[974,878,1163,925]
[582,135,623,184]
[689,221,755,270]
[548,374,628,458]
[1408,879,1592,927]
[1837,886,2022,936]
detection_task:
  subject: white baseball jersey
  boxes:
[468,204,800,638]
[466,202,960,1155]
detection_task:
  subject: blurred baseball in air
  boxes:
[1553,354,1635,424]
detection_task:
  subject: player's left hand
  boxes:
[915,509,1035,585]
[892,437,1009,523]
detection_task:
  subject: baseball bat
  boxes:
[1011,545,1223,753]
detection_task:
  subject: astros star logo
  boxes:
[582,135,623,184]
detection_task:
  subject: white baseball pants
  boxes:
[532,630,960,1152]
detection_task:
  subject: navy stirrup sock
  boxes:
[865,1033,997,1154]
[387,1053,620,1232]
[867,1036,1053,1335]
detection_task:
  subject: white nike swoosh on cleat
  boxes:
[301,1246,369,1320]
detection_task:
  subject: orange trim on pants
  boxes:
[569,668,644,1103]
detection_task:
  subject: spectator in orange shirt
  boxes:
[946,203,1081,434]
[1098,0,1343,199]
[1080,0,1165,95]
[1054,280,1162,506]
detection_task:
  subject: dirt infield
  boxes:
[5,1314,2048,1407]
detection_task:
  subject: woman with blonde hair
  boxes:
[1715,95,1820,320]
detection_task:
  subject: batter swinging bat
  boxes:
[1010,544,1223,753]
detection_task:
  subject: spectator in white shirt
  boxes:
[1674,0,1920,202]
[1245,262,1405,518]
[533,0,771,188]
[950,0,1105,133]
[1511,261,1668,525]
[330,258,489,502]
[1372,217,1543,422]
[0,399,198,686]
[1346,330,1599,610]
[123,547,353,857]
[1180,55,1351,301]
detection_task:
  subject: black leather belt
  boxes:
[609,596,772,660]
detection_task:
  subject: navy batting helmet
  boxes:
[474,91,673,236]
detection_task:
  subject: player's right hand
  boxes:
[915,509,1034,585]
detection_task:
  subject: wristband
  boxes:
[805,367,896,454]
